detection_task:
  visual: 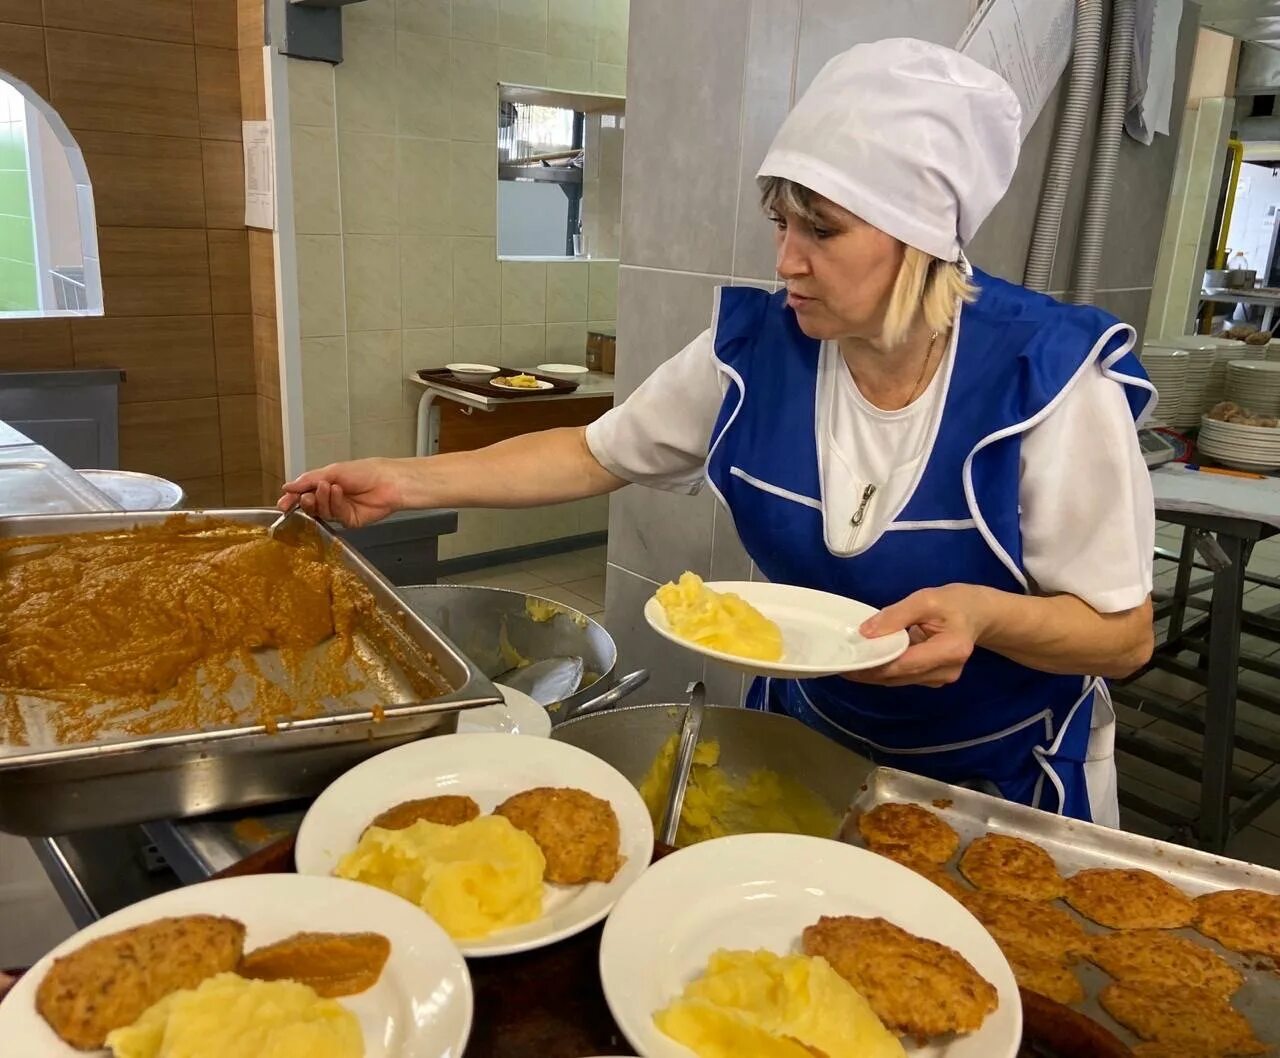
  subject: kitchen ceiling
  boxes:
[1202,0,1280,46]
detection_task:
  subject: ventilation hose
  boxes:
[1070,0,1137,305]
[1024,0,1104,292]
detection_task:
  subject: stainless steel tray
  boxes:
[0,509,501,835]
[845,768,1280,1052]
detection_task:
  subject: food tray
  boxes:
[415,366,580,398]
[0,509,502,836]
[844,768,1280,1052]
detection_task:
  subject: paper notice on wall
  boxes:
[243,120,275,230]
[958,0,1076,139]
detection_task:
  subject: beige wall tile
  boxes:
[587,259,618,319]
[545,56,593,92]
[453,0,499,42]
[403,327,453,373]
[306,430,353,466]
[337,25,396,133]
[545,321,587,362]
[344,235,402,330]
[500,0,548,51]
[450,140,496,236]
[501,323,545,363]
[500,47,547,86]
[398,138,452,234]
[352,418,415,458]
[288,57,335,127]
[451,39,500,142]
[396,30,451,138]
[397,0,450,36]
[297,234,347,337]
[345,0,394,28]
[348,329,405,423]
[594,0,628,65]
[548,0,594,60]
[339,132,399,234]
[301,335,350,436]
[545,260,588,321]
[291,125,341,234]
[501,261,546,323]
[219,393,261,473]
[401,235,454,327]
[453,324,501,361]
[452,237,500,325]
[592,61,625,95]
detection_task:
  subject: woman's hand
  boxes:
[845,584,993,688]
[278,458,408,528]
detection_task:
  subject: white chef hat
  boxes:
[757,38,1022,262]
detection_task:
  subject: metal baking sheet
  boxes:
[0,509,501,834]
[844,767,1280,1053]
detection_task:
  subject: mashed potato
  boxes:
[656,573,783,662]
[655,950,905,1058]
[106,973,362,1058]
[639,735,837,846]
[335,815,545,939]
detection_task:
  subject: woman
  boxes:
[282,39,1155,826]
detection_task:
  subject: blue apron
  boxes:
[704,268,1154,821]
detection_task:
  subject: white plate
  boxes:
[456,683,552,737]
[491,376,554,391]
[644,580,909,678]
[0,874,472,1058]
[295,734,654,958]
[600,834,1020,1058]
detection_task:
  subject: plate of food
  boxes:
[599,832,1019,1058]
[644,572,910,678]
[490,373,554,391]
[294,733,654,957]
[0,874,472,1058]
[455,683,551,738]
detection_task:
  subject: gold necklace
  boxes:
[904,329,941,407]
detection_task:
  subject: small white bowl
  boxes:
[536,362,589,382]
[446,362,499,383]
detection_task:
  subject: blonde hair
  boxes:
[760,176,976,348]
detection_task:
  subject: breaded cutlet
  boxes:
[1064,868,1194,930]
[36,914,245,1049]
[367,794,481,832]
[857,802,959,864]
[1099,982,1266,1056]
[495,786,622,885]
[1193,888,1280,958]
[958,833,1064,901]
[801,914,997,1041]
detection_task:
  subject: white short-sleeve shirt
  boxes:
[586,326,1154,613]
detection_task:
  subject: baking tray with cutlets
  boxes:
[0,509,501,836]
[843,767,1280,1054]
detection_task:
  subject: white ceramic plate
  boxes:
[456,683,552,738]
[0,874,472,1058]
[600,834,1020,1058]
[295,734,653,958]
[491,376,554,391]
[644,580,909,678]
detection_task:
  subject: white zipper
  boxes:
[843,483,877,551]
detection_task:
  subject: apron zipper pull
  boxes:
[851,484,877,528]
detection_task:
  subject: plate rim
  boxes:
[598,832,1021,1058]
[294,732,655,958]
[0,873,474,1058]
[643,580,909,676]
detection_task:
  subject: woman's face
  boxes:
[771,195,903,342]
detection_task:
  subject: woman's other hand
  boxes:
[278,458,408,529]
[845,584,992,688]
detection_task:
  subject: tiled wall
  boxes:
[0,0,269,506]
[605,0,1200,705]
[282,0,626,556]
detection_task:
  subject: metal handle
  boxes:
[658,681,706,847]
[558,669,649,723]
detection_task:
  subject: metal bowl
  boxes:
[552,702,876,836]
[394,584,639,718]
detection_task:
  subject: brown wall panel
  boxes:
[72,316,217,403]
[42,0,194,44]
[120,397,222,479]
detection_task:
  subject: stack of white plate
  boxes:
[1145,337,1227,425]
[1208,345,1264,409]
[1139,349,1188,427]
[1266,340,1280,363]
[1225,359,1280,416]
[1199,415,1280,471]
